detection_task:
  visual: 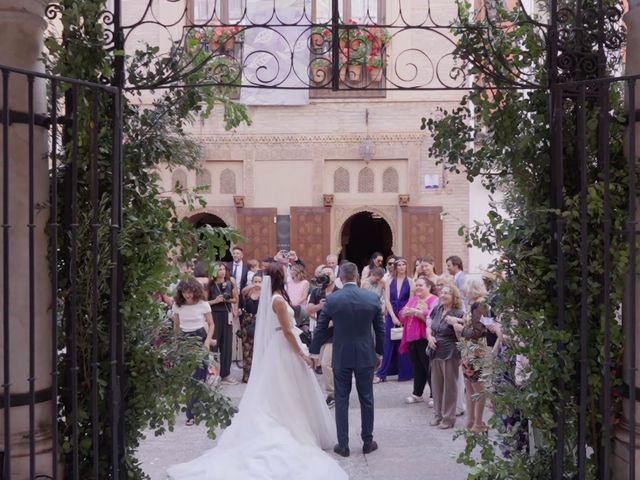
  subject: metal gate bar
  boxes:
[0,63,122,479]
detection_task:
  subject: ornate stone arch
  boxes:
[333,167,350,193]
[220,168,236,194]
[196,169,212,193]
[333,205,399,255]
[171,168,188,190]
[179,206,236,228]
[382,167,399,192]
[358,167,374,193]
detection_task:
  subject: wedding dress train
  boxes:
[167,279,348,480]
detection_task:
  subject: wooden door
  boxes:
[402,206,444,272]
[236,208,277,262]
[290,207,331,275]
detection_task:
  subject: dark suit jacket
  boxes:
[310,283,384,369]
[229,261,249,306]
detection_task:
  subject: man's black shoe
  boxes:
[333,444,350,457]
[315,366,322,375]
[326,395,335,408]
[362,440,378,454]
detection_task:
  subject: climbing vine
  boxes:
[44,1,250,476]
[424,1,630,478]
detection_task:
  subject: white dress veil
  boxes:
[248,274,276,380]
[167,274,348,480]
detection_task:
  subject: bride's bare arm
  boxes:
[273,297,314,368]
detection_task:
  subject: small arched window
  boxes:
[196,169,212,193]
[333,167,350,193]
[358,167,374,193]
[171,168,188,191]
[382,167,399,192]
[220,168,236,194]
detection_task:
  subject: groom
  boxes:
[310,262,385,457]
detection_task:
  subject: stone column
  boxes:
[613,1,640,478]
[0,0,53,478]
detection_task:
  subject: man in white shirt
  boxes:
[326,253,343,288]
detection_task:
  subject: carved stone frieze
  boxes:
[192,132,426,146]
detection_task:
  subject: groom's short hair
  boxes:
[339,262,358,282]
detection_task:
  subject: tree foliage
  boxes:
[44,1,250,476]
[423,1,630,477]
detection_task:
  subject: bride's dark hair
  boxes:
[266,262,292,305]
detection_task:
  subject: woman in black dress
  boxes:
[208,262,238,385]
[240,273,262,382]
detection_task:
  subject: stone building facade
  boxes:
[144,0,474,274]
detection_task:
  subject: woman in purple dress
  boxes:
[375,257,415,383]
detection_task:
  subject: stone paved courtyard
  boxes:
[137,365,470,479]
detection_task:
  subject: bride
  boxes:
[167,263,348,480]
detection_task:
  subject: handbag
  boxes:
[390,326,404,341]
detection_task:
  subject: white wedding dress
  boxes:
[167,277,348,480]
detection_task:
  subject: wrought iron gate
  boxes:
[0,64,123,479]
[0,0,636,477]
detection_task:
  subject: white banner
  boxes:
[240,0,311,106]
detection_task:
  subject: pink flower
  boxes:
[214,26,223,37]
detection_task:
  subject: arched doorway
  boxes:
[187,212,232,262]
[339,211,393,271]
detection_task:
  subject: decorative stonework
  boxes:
[192,132,426,145]
[333,205,399,254]
[233,195,245,208]
[220,168,236,194]
[196,169,212,193]
[399,194,410,207]
[176,206,237,228]
[333,167,350,193]
[171,168,187,190]
[358,167,374,193]
[323,194,335,207]
[382,167,399,192]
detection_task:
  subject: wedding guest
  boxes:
[420,255,439,284]
[427,284,464,429]
[239,273,262,383]
[287,263,310,308]
[361,251,384,284]
[400,277,438,404]
[412,257,426,281]
[172,277,215,425]
[383,255,397,282]
[246,259,260,283]
[208,262,239,385]
[446,255,467,304]
[193,260,211,300]
[375,257,414,383]
[361,267,386,315]
[453,300,490,432]
[307,265,340,406]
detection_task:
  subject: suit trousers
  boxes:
[333,366,375,447]
[430,357,461,426]
[320,342,335,395]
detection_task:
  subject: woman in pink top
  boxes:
[287,263,309,308]
[399,277,438,404]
